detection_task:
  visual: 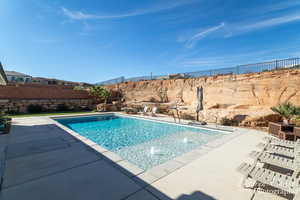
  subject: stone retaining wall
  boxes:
[0,99,95,113]
[0,99,94,113]
[0,84,90,99]
[0,84,95,113]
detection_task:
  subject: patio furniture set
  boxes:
[269,122,300,141]
[236,123,300,199]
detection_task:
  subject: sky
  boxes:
[1,0,300,83]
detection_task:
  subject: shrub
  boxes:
[271,102,299,124]
[0,111,6,123]
[296,112,300,124]
[56,104,70,112]
[88,86,111,103]
[27,104,43,113]
[6,109,20,115]
[220,117,238,126]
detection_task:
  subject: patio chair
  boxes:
[151,106,157,117]
[142,106,149,115]
[249,150,300,178]
[263,136,300,148]
[237,162,300,199]
[268,122,295,140]
[257,142,297,158]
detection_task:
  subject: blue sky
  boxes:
[1,0,300,83]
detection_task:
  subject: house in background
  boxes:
[32,77,93,87]
[5,71,32,83]
[0,63,8,85]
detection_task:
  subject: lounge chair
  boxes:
[257,142,297,158]
[151,107,157,117]
[249,150,300,178]
[263,136,298,148]
[237,162,300,199]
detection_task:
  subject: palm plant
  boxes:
[271,102,299,124]
[295,107,300,123]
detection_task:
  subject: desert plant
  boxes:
[88,86,111,103]
[271,102,299,124]
[27,104,43,113]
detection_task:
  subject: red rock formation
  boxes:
[107,69,300,125]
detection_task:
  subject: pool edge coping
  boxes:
[48,112,244,188]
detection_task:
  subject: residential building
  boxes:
[5,71,32,83]
[0,63,8,85]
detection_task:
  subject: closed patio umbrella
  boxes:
[196,86,203,121]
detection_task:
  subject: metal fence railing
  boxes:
[97,57,300,85]
[97,76,125,86]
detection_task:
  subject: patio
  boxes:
[0,114,287,200]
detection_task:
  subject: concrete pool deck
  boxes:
[0,113,288,200]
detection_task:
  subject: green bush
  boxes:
[0,111,6,124]
[271,102,300,124]
[6,110,20,115]
[27,104,43,113]
[88,86,111,103]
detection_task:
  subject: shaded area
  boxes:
[177,191,216,200]
[0,121,218,200]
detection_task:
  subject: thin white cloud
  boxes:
[240,12,300,32]
[183,22,225,48]
[258,0,300,13]
[224,11,300,37]
[61,0,197,21]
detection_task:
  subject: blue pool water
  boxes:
[55,115,228,170]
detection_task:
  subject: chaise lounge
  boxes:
[237,162,300,199]
[238,135,300,199]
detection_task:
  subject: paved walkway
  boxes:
[0,114,288,200]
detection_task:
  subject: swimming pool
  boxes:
[55,114,229,170]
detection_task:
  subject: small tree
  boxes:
[89,86,111,103]
[271,102,299,124]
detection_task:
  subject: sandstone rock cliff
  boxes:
[107,69,300,126]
